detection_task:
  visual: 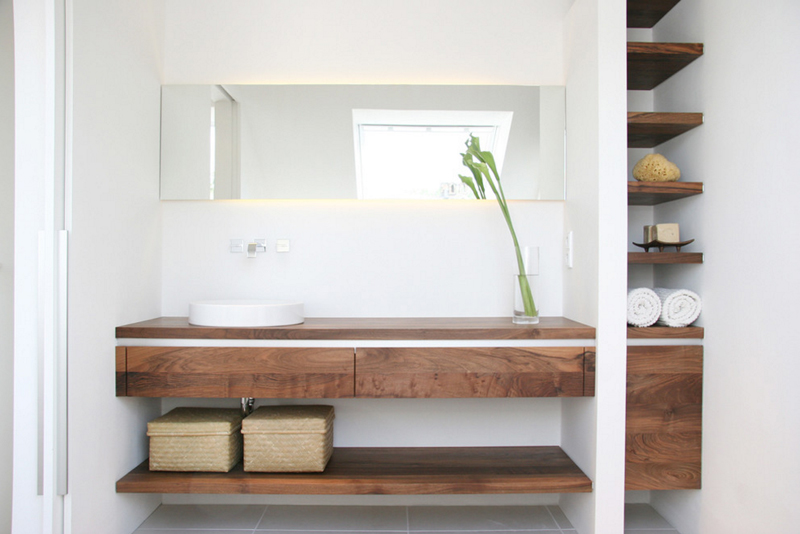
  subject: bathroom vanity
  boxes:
[114,317,702,495]
[114,316,596,495]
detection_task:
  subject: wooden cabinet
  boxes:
[114,317,597,495]
[117,346,355,398]
[626,345,703,490]
[355,347,593,398]
[116,345,596,399]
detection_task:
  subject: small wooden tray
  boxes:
[632,238,695,252]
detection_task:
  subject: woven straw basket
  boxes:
[242,405,334,472]
[147,407,243,472]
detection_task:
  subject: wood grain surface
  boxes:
[355,347,590,398]
[626,345,703,490]
[628,42,703,90]
[115,316,596,341]
[627,326,704,339]
[627,181,704,206]
[628,252,703,264]
[628,112,703,148]
[124,346,355,398]
[116,446,593,495]
[583,349,596,397]
[116,346,126,397]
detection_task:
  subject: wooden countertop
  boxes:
[116,316,596,341]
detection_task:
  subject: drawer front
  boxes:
[626,345,703,490]
[122,346,355,398]
[355,347,590,398]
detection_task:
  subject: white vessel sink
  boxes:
[188,299,304,327]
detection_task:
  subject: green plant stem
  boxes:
[460,135,537,317]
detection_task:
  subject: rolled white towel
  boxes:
[627,288,662,327]
[654,288,702,327]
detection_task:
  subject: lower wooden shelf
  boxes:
[627,326,704,339]
[116,446,592,495]
[628,252,703,264]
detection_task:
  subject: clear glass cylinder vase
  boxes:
[513,273,539,324]
[512,246,539,324]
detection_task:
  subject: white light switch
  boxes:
[276,239,290,253]
[565,231,573,268]
[230,239,244,253]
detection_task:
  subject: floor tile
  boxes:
[415,532,562,534]
[624,504,675,530]
[546,505,574,529]
[257,505,407,531]
[135,531,249,534]
[258,532,406,534]
[137,505,266,530]
[408,506,558,531]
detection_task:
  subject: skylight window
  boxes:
[353,109,513,200]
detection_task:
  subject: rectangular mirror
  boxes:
[160,85,566,201]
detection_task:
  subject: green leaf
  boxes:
[462,153,486,198]
[458,174,480,199]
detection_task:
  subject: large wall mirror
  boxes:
[160,85,566,201]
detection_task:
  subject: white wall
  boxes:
[161,201,565,318]
[647,1,800,532]
[560,1,627,533]
[12,0,47,528]
[67,0,165,532]
[163,0,571,85]
[0,0,14,531]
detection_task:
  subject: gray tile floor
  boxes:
[133,503,678,533]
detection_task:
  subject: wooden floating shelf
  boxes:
[628,252,703,264]
[116,316,596,341]
[628,181,703,205]
[628,42,703,90]
[627,0,681,28]
[627,326,704,339]
[628,112,703,148]
[116,446,593,495]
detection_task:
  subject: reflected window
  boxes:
[353,110,513,200]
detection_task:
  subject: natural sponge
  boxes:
[632,153,681,182]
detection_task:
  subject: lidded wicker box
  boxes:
[147,407,243,472]
[242,405,334,472]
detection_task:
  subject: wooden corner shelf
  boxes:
[116,446,593,495]
[628,252,703,264]
[627,0,681,28]
[627,325,704,339]
[628,181,703,205]
[628,42,703,90]
[628,112,703,148]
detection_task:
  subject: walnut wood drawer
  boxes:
[117,346,355,398]
[626,345,703,490]
[355,347,595,398]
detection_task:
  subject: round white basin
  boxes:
[188,299,304,327]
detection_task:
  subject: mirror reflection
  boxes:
[160,85,566,201]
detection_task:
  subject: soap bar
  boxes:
[654,223,680,243]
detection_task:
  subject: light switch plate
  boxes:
[230,239,244,253]
[276,239,290,253]
[565,231,573,268]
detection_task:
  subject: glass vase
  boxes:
[512,246,539,324]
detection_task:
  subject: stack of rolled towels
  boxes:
[627,287,702,327]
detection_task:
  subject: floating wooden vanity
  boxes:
[115,316,596,494]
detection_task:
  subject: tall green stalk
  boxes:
[459,135,537,318]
